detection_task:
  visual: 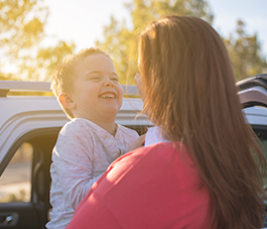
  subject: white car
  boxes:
[0,75,267,228]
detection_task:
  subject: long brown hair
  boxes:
[138,15,266,229]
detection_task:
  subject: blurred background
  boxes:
[0,0,266,84]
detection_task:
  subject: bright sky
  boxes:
[44,0,267,55]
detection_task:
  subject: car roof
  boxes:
[237,74,267,109]
[1,75,267,164]
[0,81,151,164]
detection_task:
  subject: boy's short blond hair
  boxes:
[51,47,111,119]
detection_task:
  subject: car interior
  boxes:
[0,125,149,228]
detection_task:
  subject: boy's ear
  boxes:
[59,93,76,110]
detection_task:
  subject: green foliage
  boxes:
[128,0,213,31]
[0,0,75,81]
[0,0,47,55]
[19,40,75,81]
[0,73,17,80]
[0,189,27,203]
[96,16,137,85]
[96,0,214,84]
[98,0,267,83]
[223,20,267,81]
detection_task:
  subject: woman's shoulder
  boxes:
[91,142,201,212]
[70,141,207,229]
[129,142,190,160]
[109,142,194,176]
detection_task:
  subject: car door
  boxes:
[0,128,60,229]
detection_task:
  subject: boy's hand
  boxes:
[129,134,146,151]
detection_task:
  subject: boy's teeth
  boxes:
[100,94,115,98]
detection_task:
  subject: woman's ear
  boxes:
[59,93,76,110]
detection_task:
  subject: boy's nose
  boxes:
[103,78,114,87]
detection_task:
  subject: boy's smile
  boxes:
[68,53,123,123]
[99,91,117,99]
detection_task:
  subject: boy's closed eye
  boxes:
[111,76,119,82]
[91,76,101,80]
[88,73,101,81]
[109,73,119,82]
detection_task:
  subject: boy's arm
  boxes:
[51,124,103,210]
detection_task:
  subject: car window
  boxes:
[0,142,33,203]
[260,139,267,187]
[253,127,267,189]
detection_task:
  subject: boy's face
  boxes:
[69,54,123,122]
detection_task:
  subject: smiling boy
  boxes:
[46,48,139,229]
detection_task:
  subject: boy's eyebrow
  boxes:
[86,70,102,75]
[85,70,118,77]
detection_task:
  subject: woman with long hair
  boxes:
[66,15,266,229]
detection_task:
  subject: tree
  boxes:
[98,0,267,83]
[224,20,267,81]
[96,0,214,84]
[19,40,75,81]
[0,0,47,57]
[0,0,75,81]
